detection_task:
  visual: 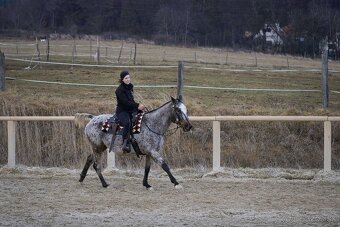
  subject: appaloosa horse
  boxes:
[75,97,192,189]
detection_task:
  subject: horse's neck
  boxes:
[144,102,173,134]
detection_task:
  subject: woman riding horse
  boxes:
[115,71,145,152]
[76,97,192,189]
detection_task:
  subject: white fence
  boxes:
[1,115,339,171]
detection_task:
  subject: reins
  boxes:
[143,106,180,137]
[144,122,179,136]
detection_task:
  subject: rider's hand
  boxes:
[138,103,145,111]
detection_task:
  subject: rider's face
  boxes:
[122,75,131,85]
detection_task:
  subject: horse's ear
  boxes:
[171,96,176,104]
[177,95,183,102]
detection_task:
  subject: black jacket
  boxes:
[115,83,139,113]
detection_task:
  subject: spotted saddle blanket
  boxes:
[101,112,144,134]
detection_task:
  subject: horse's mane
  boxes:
[144,101,171,115]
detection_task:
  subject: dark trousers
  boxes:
[117,112,132,139]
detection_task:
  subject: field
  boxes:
[1,38,340,169]
[0,166,339,226]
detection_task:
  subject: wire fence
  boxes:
[1,38,340,96]
[1,38,340,71]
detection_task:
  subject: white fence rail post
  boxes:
[0,116,338,171]
[106,149,116,170]
[213,121,221,171]
[7,121,16,167]
[324,121,332,171]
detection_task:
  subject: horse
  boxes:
[74,97,192,190]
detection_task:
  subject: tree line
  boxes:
[1,0,339,58]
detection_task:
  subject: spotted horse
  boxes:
[75,97,192,190]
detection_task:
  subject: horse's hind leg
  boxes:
[79,154,94,182]
[143,155,152,189]
[93,152,109,188]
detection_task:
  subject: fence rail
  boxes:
[1,115,339,171]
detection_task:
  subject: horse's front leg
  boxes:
[151,152,182,189]
[143,155,152,190]
[161,162,182,189]
[93,152,109,188]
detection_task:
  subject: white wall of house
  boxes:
[255,23,283,45]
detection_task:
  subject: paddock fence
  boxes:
[1,115,339,171]
[2,39,340,71]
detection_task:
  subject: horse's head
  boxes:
[171,96,192,132]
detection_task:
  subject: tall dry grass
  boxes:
[0,98,91,168]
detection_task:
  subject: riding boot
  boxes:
[122,139,131,153]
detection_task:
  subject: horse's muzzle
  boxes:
[183,123,193,132]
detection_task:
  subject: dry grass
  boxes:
[1,39,340,170]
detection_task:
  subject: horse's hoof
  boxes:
[79,175,85,182]
[103,184,110,188]
[174,184,183,190]
[147,187,154,191]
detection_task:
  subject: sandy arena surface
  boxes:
[0,166,339,226]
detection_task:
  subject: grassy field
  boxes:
[1,38,340,170]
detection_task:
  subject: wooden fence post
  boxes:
[106,149,116,170]
[286,55,289,68]
[8,121,16,167]
[36,37,40,60]
[90,39,92,62]
[321,37,329,109]
[96,36,100,65]
[213,121,221,171]
[46,38,50,61]
[118,42,124,63]
[72,39,76,68]
[255,52,258,67]
[0,51,5,91]
[36,37,42,69]
[177,61,184,99]
[134,43,137,65]
[324,121,332,171]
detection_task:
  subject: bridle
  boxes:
[143,103,187,136]
[172,103,190,126]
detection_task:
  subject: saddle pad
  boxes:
[101,115,119,133]
[101,112,144,134]
[132,112,144,134]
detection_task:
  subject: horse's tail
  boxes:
[74,113,94,128]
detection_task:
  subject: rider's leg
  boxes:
[117,112,131,152]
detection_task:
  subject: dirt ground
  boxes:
[0,166,339,226]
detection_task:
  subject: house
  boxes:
[254,23,285,46]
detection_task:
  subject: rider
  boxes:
[115,71,145,153]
